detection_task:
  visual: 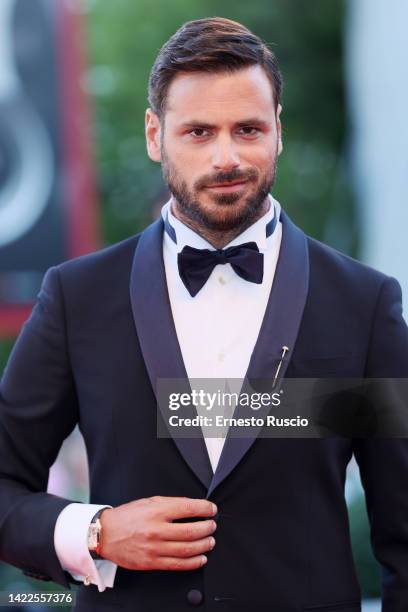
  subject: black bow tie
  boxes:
[177,241,264,297]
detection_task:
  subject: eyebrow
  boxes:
[179,118,271,130]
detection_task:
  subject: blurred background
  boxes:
[1,0,407,609]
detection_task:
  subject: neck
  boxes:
[170,197,271,249]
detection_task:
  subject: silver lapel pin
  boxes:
[272,346,289,388]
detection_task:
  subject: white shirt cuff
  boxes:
[54,503,118,592]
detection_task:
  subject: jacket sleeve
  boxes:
[353,276,408,610]
[0,266,80,588]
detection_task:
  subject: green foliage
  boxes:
[348,494,381,598]
[0,340,13,375]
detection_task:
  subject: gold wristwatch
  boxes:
[87,507,110,560]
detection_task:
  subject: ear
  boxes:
[145,108,162,162]
[276,104,283,156]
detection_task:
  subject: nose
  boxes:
[212,135,240,171]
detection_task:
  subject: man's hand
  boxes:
[99,496,217,571]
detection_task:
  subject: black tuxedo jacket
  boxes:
[1,210,408,612]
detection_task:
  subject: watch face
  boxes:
[87,522,99,551]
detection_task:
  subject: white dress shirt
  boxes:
[54,194,283,591]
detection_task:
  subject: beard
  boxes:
[161,144,278,232]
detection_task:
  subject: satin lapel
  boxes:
[129,217,213,490]
[207,210,310,497]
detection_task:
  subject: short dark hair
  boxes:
[148,17,283,119]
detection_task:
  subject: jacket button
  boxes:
[187,589,204,605]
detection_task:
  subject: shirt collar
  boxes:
[161,194,280,253]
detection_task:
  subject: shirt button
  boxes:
[218,276,226,285]
[186,589,204,605]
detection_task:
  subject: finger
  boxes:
[159,536,215,558]
[162,519,217,542]
[155,555,208,571]
[161,498,217,520]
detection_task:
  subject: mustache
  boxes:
[195,168,259,190]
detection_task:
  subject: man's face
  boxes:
[146,65,283,231]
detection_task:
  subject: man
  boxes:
[1,16,408,612]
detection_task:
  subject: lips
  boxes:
[205,180,247,189]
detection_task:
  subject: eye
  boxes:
[237,126,261,138]
[189,128,211,138]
